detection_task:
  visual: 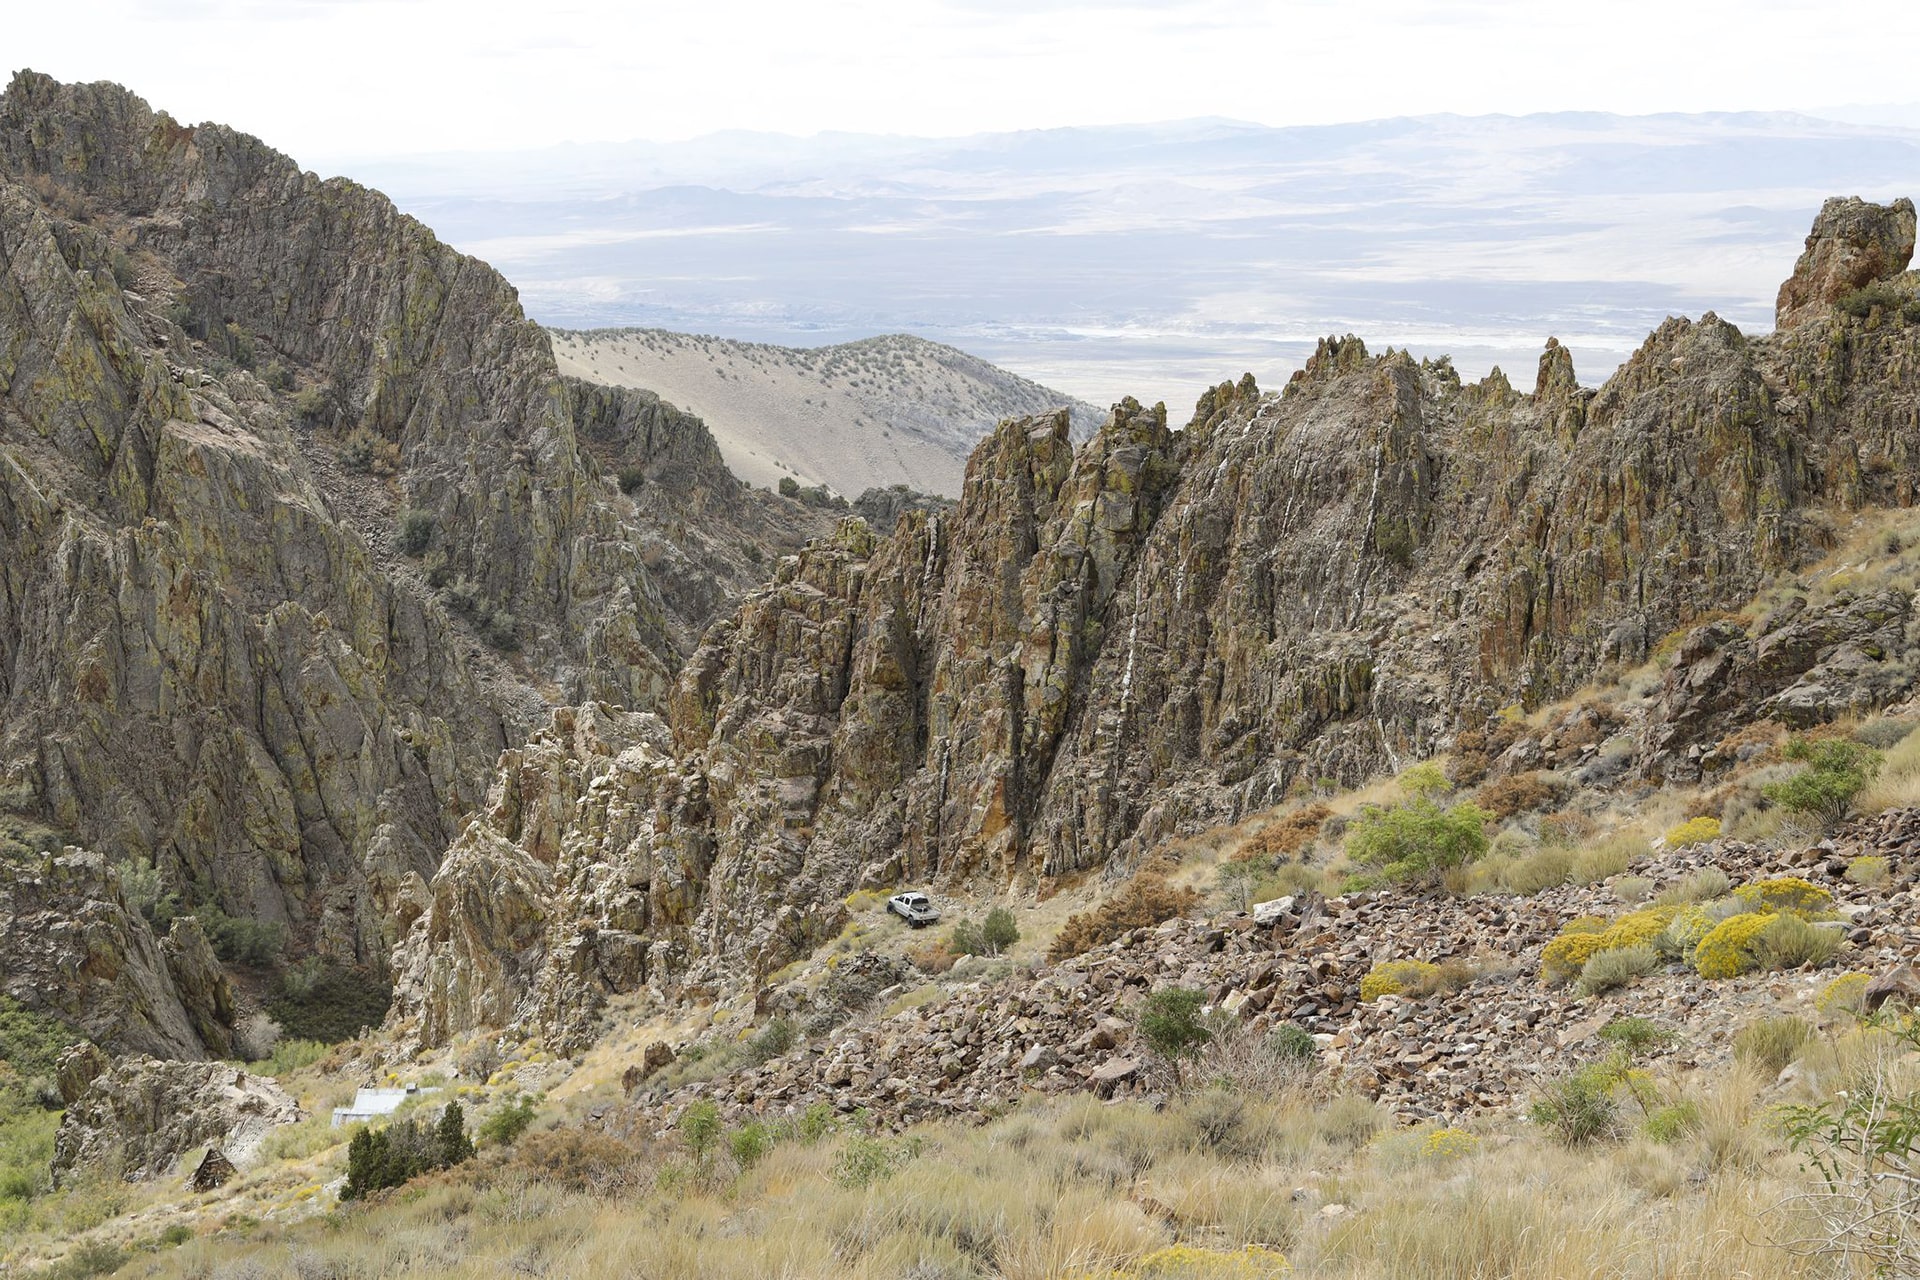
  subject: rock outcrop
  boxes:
[52,1057,302,1183]
[1776,196,1917,329]
[0,72,822,1047]
[0,850,233,1058]
[391,200,1920,1051]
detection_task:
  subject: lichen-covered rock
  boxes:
[0,850,229,1059]
[0,73,822,1045]
[52,1057,302,1183]
[1776,196,1917,329]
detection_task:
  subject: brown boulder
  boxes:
[1776,196,1917,329]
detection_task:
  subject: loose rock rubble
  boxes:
[619,810,1920,1133]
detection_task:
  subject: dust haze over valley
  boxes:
[351,111,1920,411]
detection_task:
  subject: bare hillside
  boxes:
[551,328,1102,497]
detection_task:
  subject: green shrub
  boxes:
[778,476,800,498]
[1531,1059,1623,1146]
[1846,855,1890,887]
[830,1134,923,1188]
[1764,737,1882,830]
[1137,987,1212,1080]
[0,998,77,1079]
[266,965,391,1043]
[982,906,1020,953]
[1733,1016,1814,1074]
[1504,849,1572,895]
[617,465,646,494]
[745,1018,795,1066]
[1267,1023,1318,1063]
[679,1100,721,1159]
[1575,944,1659,997]
[253,1037,327,1076]
[1643,1101,1701,1144]
[798,1102,836,1144]
[1752,913,1844,971]
[396,508,436,556]
[728,1121,773,1170]
[1837,280,1920,323]
[193,906,284,967]
[1598,1016,1672,1055]
[1653,867,1733,907]
[478,1094,538,1147]
[1346,797,1492,885]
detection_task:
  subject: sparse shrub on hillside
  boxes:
[1817,973,1873,1020]
[1475,771,1561,819]
[1837,279,1920,323]
[478,1094,537,1147]
[678,1100,721,1161]
[395,508,435,556]
[1752,912,1844,971]
[1449,717,1523,786]
[1235,803,1331,863]
[1360,959,1438,1002]
[1346,793,1491,887]
[1846,855,1890,886]
[338,425,400,476]
[1137,987,1212,1084]
[515,1125,642,1194]
[260,361,293,392]
[1653,867,1733,908]
[1542,907,1677,985]
[617,465,646,494]
[778,476,800,497]
[831,1134,924,1188]
[1763,736,1881,830]
[1732,875,1833,917]
[1692,912,1778,979]
[1531,1057,1624,1146]
[728,1121,774,1171]
[1733,1016,1814,1075]
[745,1018,795,1065]
[1852,717,1917,750]
[1575,944,1660,996]
[1663,817,1722,849]
[1599,1016,1672,1055]
[1048,872,1200,960]
[195,905,284,967]
[1504,848,1572,895]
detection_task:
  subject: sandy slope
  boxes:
[551,329,1101,498]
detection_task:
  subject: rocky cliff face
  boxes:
[0,72,819,1052]
[387,200,1920,1051]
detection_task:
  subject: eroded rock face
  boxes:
[392,206,1920,1047]
[1776,196,1917,329]
[52,1058,302,1183]
[0,73,820,1046]
[0,850,231,1059]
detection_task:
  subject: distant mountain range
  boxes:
[337,110,1920,408]
[551,328,1101,497]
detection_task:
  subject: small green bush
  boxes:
[1346,797,1492,885]
[1752,913,1844,971]
[745,1019,795,1066]
[1643,1101,1701,1144]
[195,906,284,967]
[830,1134,923,1188]
[1137,987,1212,1078]
[1506,849,1572,895]
[1531,1059,1622,1146]
[1267,1023,1318,1063]
[778,476,800,498]
[617,465,646,494]
[728,1121,773,1170]
[1575,943,1660,997]
[1732,1016,1814,1074]
[1599,1016,1672,1055]
[253,1037,327,1076]
[982,906,1020,953]
[679,1100,721,1159]
[1845,855,1890,887]
[396,508,436,556]
[1763,737,1882,830]
[478,1094,538,1147]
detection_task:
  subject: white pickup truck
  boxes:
[886,891,940,927]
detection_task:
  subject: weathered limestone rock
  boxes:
[52,1058,302,1183]
[1776,196,1917,329]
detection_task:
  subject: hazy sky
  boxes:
[10,1,1920,162]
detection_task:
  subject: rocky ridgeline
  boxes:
[615,810,1920,1134]
[0,73,824,1051]
[390,194,1920,1052]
